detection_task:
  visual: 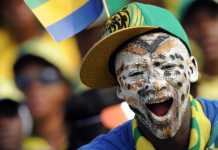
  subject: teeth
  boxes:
[146,98,170,105]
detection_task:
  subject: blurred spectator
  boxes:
[131,0,193,19]
[65,93,108,149]
[0,0,42,43]
[0,78,24,150]
[65,89,134,149]
[76,26,104,57]
[181,0,218,99]
[164,0,193,18]
[13,33,81,150]
[0,99,23,150]
[0,29,18,80]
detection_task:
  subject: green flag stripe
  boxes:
[189,118,201,150]
[25,0,48,9]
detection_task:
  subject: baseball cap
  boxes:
[80,2,191,88]
[14,33,81,85]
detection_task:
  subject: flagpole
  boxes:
[102,0,110,18]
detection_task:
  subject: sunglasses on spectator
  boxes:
[15,67,63,91]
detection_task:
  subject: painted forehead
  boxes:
[118,32,189,57]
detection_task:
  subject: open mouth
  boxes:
[146,97,173,117]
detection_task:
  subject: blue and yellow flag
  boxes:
[25,0,130,41]
[25,0,103,41]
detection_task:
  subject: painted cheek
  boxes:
[128,79,145,91]
[176,70,189,89]
[180,82,190,101]
[124,96,140,108]
[120,72,145,90]
[164,70,176,86]
[166,67,187,89]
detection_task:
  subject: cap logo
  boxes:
[105,3,144,35]
[105,7,130,33]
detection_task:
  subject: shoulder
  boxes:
[78,121,135,150]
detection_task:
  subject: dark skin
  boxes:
[184,9,218,76]
[137,101,191,150]
[183,7,218,97]
[0,0,42,43]
[76,25,104,57]
[16,61,71,150]
[0,116,23,150]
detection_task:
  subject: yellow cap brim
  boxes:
[80,26,158,88]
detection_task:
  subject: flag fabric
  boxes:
[25,0,130,41]
[25,0,103,41]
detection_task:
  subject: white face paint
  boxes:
[115,32,198,139]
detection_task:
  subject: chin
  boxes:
[138,98,186,139]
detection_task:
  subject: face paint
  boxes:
[115,32,194,139]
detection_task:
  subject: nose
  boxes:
[25,80,42,95]
[138,83,154,97]
[137,78,167,97]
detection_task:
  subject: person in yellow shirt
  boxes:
[13,33,81,150]
[182,0,218,99]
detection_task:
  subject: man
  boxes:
[79,2,218,150]
[0,0,42,43]
[13,33,81,150]
[182,0,218,99]
[0,78,24,150]
[0,99,23,150]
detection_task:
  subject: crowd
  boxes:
[0,0,217,150]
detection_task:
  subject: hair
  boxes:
[181,0,218,24]
[0,99,19,117]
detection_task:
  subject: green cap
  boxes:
[80,2,191,88]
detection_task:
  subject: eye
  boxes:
[153,62,161,67]
[161,64,176,70]
[128,71,144,77]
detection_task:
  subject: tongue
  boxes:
[147,100,172,116]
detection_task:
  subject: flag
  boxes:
[25,0,131,41]
[25,0,103,41]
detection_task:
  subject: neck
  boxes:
[203,59,218,76]
[138,102,191,150]
[34,111,67,150]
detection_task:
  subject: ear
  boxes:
[188,56,199,82]
[116,86,124,99]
